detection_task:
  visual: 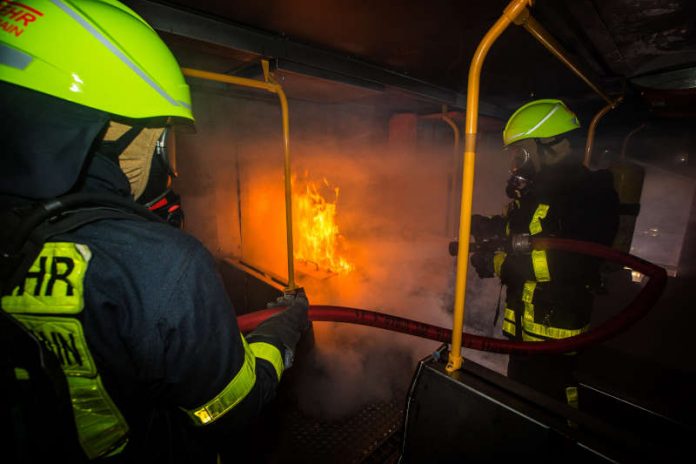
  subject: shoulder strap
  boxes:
[1,192,163,296]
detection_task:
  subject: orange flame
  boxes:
[294,176,353,275]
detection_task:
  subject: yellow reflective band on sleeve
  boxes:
[2,242,91,314]
[185,334,257,426]
[529,203,550,235]
[493,252,506,276]
[249,341,284,381]
[502,308,516,336]
[566,386,579,409]
[531,250,551,282]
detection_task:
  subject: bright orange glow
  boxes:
[294,176,353,276]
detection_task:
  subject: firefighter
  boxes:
[0,1,308,462]
[469,99,619,406]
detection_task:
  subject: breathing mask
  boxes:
[505,145,536,199]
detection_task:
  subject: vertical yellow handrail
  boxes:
[583,97,623,167]
[181,63,297,290]
[447,0,533,373]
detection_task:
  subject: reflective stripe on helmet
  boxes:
[0,43,32,69]
[503,99,580,146]
[522,103,560,137]
[0,0,193,122]
[50,0,189,110]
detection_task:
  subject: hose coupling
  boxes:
[511,233,532,253]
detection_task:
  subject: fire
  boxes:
[294,176,353,275]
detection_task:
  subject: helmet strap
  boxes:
[98,125,144,162]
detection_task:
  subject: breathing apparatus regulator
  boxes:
[101,125,185,229]
[138,128,185,229]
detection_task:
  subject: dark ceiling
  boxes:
[127,0,696,120]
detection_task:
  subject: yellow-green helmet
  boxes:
[503,99,579,146]
[0,0,193,124]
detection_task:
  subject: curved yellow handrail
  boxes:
[447,0,533,373]
[181,64,297,290]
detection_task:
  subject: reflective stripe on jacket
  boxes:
[2,242,129,459]
[498,162,619,342]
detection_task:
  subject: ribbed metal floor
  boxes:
[267,399,404,464]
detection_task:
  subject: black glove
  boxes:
[471,214,491,241]
[249,288,310,369]
[470,251,495,278]
[471,214,506,242]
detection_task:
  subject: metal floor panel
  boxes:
[274,399,404,464]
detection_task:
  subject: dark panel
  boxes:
[401,352,683,463]
[216,258,284,315]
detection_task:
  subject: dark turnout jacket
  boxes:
[1,154,284,462]
[497,161,619,342]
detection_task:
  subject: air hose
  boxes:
[237,238,667,354]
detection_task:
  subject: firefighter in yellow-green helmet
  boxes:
[0,1,309,461]
[469,99,619,407]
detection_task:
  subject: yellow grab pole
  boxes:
[447,0,533,373]
[583,97,623,167]
[515,12,614,105]
[181,65,297,290]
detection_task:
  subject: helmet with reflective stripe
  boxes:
[503,99,579,146]
[0,0,193,125]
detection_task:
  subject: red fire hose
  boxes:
[237,238,667,354]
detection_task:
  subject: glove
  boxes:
[471,214,506,242]
[249,288,310,369]
[470,214,491,242]
[470,251,495,278]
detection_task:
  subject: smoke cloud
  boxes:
[175,88,512,420]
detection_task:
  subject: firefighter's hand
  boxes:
[267,287,309,309]
[471,214,491,242]
[471,214,506,242]
[254,288,310,369]
[471,251,495,278]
